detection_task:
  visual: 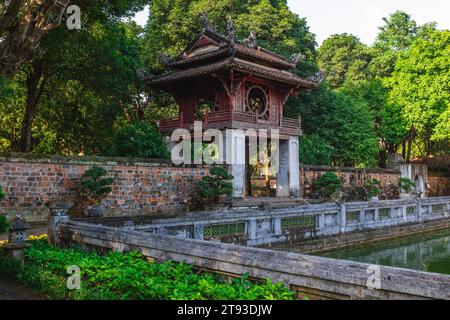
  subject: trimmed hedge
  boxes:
[0,239,294,300]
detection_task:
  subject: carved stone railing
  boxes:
[121,197,450,246]
[52,219,450,300]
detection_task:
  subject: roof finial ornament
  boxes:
[160,52,171,67]
[136,67,151,81]
[226,16,236,43]
[199,12,216,32]
[307,71,326,84]
[244,31,257,48]
[290,53,305,65]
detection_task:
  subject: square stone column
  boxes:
[277,137,300,198]
[276,139,289,197]
[288,137,300,197]
[226,130,246,198]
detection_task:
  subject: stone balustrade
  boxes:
[52,219,450,300]
[112,197,450,246]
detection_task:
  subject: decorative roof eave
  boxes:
[146,57,319,90]
[167,25,296,71]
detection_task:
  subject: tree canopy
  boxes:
[0,4,447,169]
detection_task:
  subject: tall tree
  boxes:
[0,1,147,153]
[317,34,373,89]
[386,30,450,159]
[289,85,379,167]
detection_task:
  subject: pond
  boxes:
[322,230,450,275]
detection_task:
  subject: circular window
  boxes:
[247,86,268,118]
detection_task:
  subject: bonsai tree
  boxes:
[364,178,381,200]
[313,172,342,200]
[199,166,233,203]
[399,178,416,194]
[78,166,113,207]
[0,186,8,233]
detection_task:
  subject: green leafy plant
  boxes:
[0,216,8,234]
[399,178,416,193]
[110,121,169,159]
[313,172,342,200]
[0,240,294,300]
[79,166,113,206]
[364,178,381,199]
[199,166,233,203]
[0,187,8,233]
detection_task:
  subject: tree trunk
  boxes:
[19,59,45,153]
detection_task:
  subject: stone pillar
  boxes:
[339,201,346,233]
[276,139,289,197]
[47,202,71,246]
[228,130,246,198]
[273,217,282,236]
[288,137,300,197]
[247,219,257,240]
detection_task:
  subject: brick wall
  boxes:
[0,155,208,224]
[0,154,430,224]
[428,172,450,197]
[300,165,400,200]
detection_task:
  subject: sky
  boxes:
[133,0,450,46]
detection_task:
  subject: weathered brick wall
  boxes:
[300,165,400,200]
[428,172,450,197]
[0,154,208,224]
[0,154,422,224]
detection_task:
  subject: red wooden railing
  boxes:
[159,111,300,131]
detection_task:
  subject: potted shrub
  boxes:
[199,166,233,209]
[364,178,381,201]
[399,178,417,199]
[0,186,8,234]
[73,165,113,217]
[313,172,342,201]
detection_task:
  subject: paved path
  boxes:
[0,280,48,300]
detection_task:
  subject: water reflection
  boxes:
[323,230,450,275]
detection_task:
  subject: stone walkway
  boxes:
[0,280,48,300]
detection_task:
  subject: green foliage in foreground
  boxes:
[0,187,7,233]
[0,216,8,234]
[0,240,293,300]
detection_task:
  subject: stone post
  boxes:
[194,224,204,240]
[359,210,365,230]
[6,217,31,262]
[276,139,289,197]
[318,213,325,231]
[47,201,71,246]
[339,201,346,233]
[416,198,423,222]
[273,217,282,236]
[288,137,300,197]
[247,219,257,240]
[228,130,246,198]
